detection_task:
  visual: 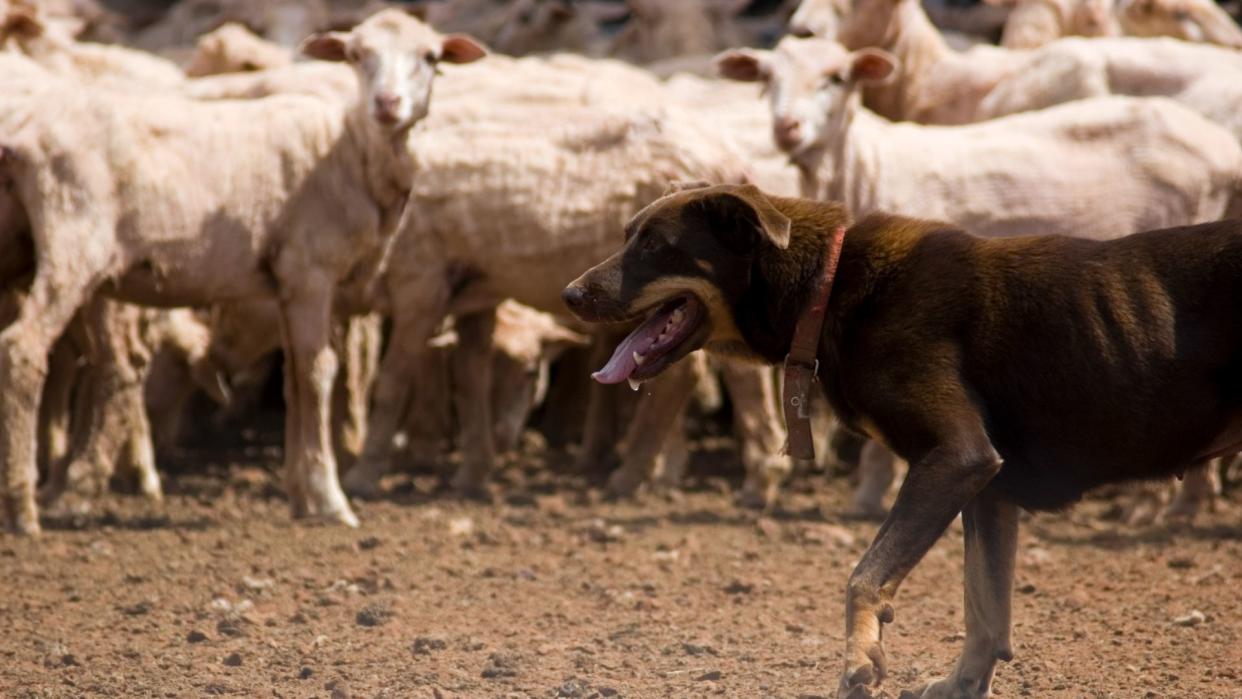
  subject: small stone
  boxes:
[695,670,723,681]
[755,517,781,540]
[481,651,521,679]
[222,652,242,667]
[299,667,314,679]
[186,630,208,643]
[449,517,475,537]
[1166,557,1195,569]
[1018,583,1037,595]
[217,616,247,638]
[240,576,274,592]
[60,654,79,667]
[556,678,590,697]
[355,602,394,627]
[682,641,716,656]
[1172,610,1206,627]
[723,579,754,595]
[598,688,619,697]
[357,536,382,551]
[121,601,151,616]
[584,519,624,543]
[412,636,448,655]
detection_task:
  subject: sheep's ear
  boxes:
[698,184,792,254]
[440,34,487,63]
[404,4,429,21]
[3,8,45,38]
[715,49,768,82]
[848,48,897,84]
[300,31,350,61]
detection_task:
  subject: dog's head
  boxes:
[562,182,791,388]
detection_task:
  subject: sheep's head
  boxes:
[717,37,896,158]
[301,8,486,133]
[1116,0,1242,47]
[788,0,851,38]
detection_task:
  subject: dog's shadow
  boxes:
[1031,521,1242,550]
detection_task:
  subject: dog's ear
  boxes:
[663,180,713,196]
[697,184,791,254]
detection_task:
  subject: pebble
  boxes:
[222,652,242,667]
[1172,610,1206,627]
[695,670,723,682]
[723,579,754,595]
[186,630,208,643]
[355,602,395,627]
[412,635,448,655]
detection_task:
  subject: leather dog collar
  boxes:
[782,225,847,461]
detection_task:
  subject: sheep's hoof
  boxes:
[295,504,360,528]
[450,470,493,502]
[605,468,644,499]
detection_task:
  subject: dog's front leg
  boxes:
[915,489,1018,699]
[839,441,1001,699]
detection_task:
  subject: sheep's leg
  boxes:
[345,277,449,498]
[1,270,95,535]
[651,409,689,489]
[848,440,898,520]
[720,360,789,511]
[578,332,627,472]
[278,288,357,527]
[607,359,697,498]
[37,336,78,482]
[1161,462,1220,523]
[331,312,380,471]
[37,335,80,496]
[50,301,156,501]
[449,307,499,497]
[537,345,592,447]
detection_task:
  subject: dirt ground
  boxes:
[2,429,1241,699]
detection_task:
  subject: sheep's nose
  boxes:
[561,285,587,311]
[373,92,401,119]
[773,116,802,150]
[789,24,814,38]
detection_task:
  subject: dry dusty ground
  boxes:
[2,430,1241,699]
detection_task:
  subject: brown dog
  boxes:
[561,183,1242,699]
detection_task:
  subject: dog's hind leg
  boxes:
[838,435,1002,699]
[913,489,1018,699]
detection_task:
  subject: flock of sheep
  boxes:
[2,0,1241,537]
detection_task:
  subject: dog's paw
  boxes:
[838,643,887,699]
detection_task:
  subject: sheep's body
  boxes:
[0,10,479,534]
[185,22,293,76]
[814,95,1241,238]
[345,103,789,501]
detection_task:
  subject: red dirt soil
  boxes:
[2,438,1240,699]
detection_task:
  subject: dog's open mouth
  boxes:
[592,295,707,389]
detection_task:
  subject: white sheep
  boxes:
[0,9,486,535]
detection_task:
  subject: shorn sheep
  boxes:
[0,9,486,534]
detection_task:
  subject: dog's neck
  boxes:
[727,197,853,364]
[731,202,931,367]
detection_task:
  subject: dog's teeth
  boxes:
[628,378,642,392]
[633,351,645,366]
[672,307,685,323]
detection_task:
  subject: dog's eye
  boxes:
[639,236,662,255]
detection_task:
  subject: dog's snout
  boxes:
[561,284,588,311]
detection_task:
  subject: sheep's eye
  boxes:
[424,50,439,64]
[824,73,846,87]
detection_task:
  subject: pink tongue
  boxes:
[592,307,673,384]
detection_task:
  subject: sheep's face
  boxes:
[301,9,486,133]
[717,38,894,159]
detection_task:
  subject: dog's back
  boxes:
[837,216,1242,509]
